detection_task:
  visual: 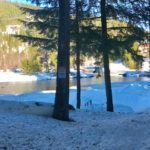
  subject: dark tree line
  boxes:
[75,0,81,109]
[53,0,70,121]
[101,0,114,111]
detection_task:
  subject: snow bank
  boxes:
[0,72,55,82]
[142,58,150,71]
[0,72,37,82]
[109,62,130,73]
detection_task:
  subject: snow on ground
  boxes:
[142,58,150,71]
[0,100,53,116]
[0,72,55,82]
[0,81,150,112]
[0,81,150,149]
[109,62,130,73]
[0,109,150,150]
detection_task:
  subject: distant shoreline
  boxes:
[0,71,55,83]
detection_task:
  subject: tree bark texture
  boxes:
[75,0,81,109]
[53,0,70,120]
[101,0,114,112]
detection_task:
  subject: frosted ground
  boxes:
[0,81,150,149]
[0,65,150,149]
[0,109,150,150]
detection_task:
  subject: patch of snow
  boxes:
[142,58,150,71]
[109,62,130,73]
[70,86,77,90]
[0,72,55,83]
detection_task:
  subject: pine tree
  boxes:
[99,0,149,112]
[101,0,113,111]
[53,0,70,121]
[75,0,81,109]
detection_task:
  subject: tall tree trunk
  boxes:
[75,0,81,109]
[101,0,114,112]
[53,0,70,121]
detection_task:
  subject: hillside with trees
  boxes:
[0,1,42,72]
[0,1,147,72]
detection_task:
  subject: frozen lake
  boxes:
[0,76,150,94]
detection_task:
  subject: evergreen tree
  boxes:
[16,0,149,114]
[99,0,149,112]
[53,0,70,121]
[75,0,81,109]
[101,0,113,111]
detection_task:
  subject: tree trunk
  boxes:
[75,0,81,109]
[101,0,114,112]
[53,0,70,121]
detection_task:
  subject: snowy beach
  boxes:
[0,109,150,150]
[0,74,150,150]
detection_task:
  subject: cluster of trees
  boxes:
[0,1,146,72]
[16,0,149,120]
[0,1,24,30]
[0,33,24,70]
[0,1,72,72]
[0,1,36,71]
[0,31,42,71]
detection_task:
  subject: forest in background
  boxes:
[0,1,147,73]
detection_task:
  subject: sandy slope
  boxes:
[0,109,150,150]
